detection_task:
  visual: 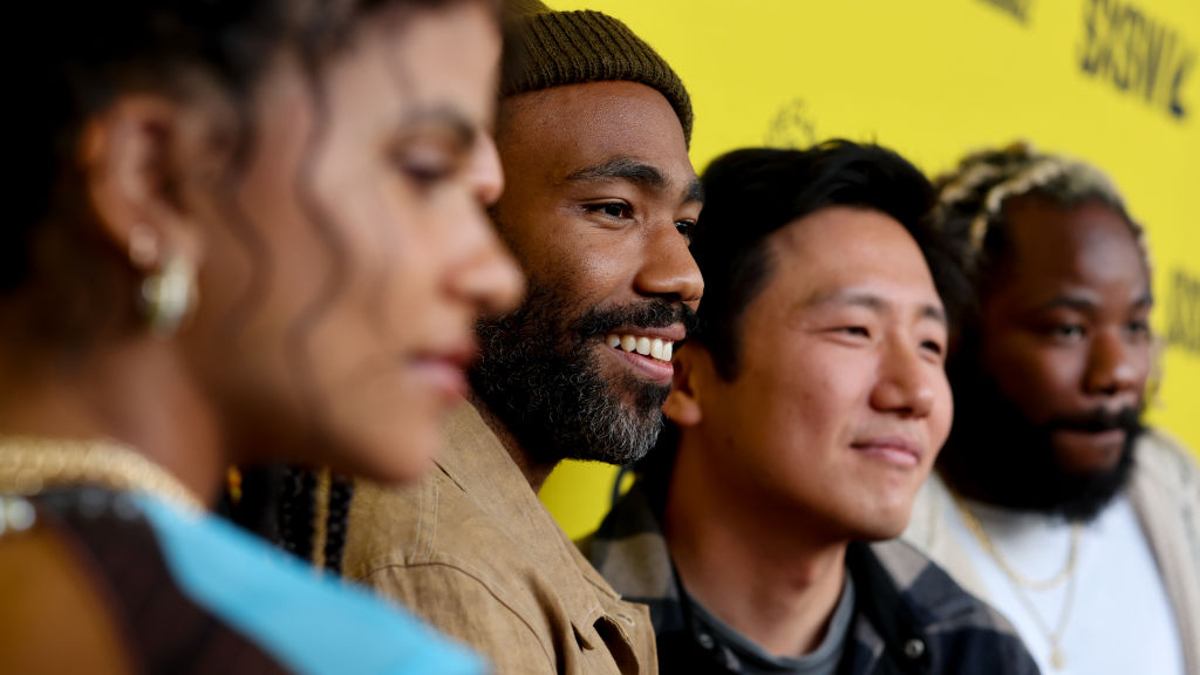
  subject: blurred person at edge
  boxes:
[585,142,1039,675]
[903,143,1200,675]
[323,0,703,672]
[0,0,521,673]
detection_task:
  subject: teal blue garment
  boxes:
[134,494,484,675]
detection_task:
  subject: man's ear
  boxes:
[663,342,713,427]
[78,95,208,277]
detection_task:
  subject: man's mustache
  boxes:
[575,299,699,340]
[1048,406,1141,434]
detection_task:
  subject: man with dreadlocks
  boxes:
[903,142,1200,675]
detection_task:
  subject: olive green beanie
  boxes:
[501,0,693,143]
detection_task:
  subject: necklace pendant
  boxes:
[1050,647,1066,670]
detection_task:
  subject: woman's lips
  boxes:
[409,358,468,401]
[409,341,475,402]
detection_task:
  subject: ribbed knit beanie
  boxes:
[501,0,693,143]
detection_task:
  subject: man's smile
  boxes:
[600,326,683,382]
[605,332,675,362]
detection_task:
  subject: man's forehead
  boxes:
[769,206,923,270]
[503,80,676,121]
[499,81,690,169]
[762,250,946,321]
[755,211,944,314]
[999,203,1149,301]
[1005,199,1141,266]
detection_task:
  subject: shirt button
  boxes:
[904,638,926,659]
[697,633,715,650]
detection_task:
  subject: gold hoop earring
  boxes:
[140,255,197,336]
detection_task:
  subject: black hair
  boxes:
[638,140,966,505]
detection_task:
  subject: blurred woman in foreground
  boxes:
[0,0,522,672]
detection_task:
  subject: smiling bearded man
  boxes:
[471,278,695,468]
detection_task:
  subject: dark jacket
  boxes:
[580,483,1041,675]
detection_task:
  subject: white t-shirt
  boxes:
[947,494,1184,675]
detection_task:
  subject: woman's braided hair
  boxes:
[226,464,355,575]
[276,466,354,574]
[322,473,355,573]
[279,466,320,561]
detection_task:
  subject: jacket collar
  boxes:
[437,401,635,638]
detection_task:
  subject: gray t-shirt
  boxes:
[685,574,856,674]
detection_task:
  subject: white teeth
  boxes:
[606,333,675,362]
[636,337,651,356]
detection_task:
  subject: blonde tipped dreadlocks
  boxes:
[933,141,1149,277]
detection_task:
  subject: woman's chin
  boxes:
[338,420,443,486]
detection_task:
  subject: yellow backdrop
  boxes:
[539,0,1200,538]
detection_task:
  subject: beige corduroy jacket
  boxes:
[342,402,657,675]
[903,429,1200,675]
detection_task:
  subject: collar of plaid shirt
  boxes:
[581,481,1040,675]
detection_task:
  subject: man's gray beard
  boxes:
[469,284,672,467]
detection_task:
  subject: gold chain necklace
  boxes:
[952,492,1080,670]
[0,437,205,512]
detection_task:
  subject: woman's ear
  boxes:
[78,95,208,277]
[663,342,712,427]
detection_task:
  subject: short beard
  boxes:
[470,280,696,467]
[938,358,1142,522]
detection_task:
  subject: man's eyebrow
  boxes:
[806,290,947,326]
[1036,295,1097,312]
[563,157,668,192]
[684,177,704,205]
[921,304,948,326]
[1036,291,1154,312]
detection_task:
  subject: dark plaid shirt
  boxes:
[580,483,1041,675]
